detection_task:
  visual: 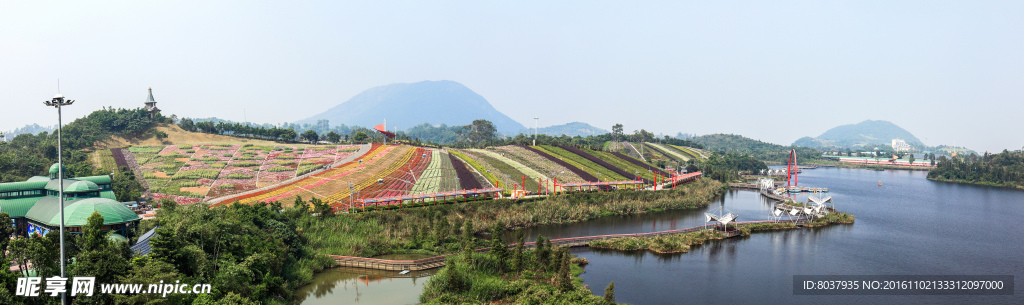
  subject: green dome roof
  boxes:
[48,163,65,174]
[65,181,100,192]
[25,197,140,227]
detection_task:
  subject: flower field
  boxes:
[449,152,486,190]
[473,148,557,193]
[489,146,586,186]
[608,150,671,177]
[224,144,406,206]
[454,149,538,193]
[521,145,598,182]
[535,145,627,181]
[587,149,663,181]
[410,150,457,195]
[558,145,647,183]
[129,143,361,204]
[358,147,431,199]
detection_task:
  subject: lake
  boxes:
[297,168,1024,304]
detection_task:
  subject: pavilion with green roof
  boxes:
[0,163,140,237]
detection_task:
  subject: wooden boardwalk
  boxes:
[328,219,799,271]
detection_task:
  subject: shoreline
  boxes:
[588,214,854,254]
[926,177,1024,191]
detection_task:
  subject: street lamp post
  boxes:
[44,93,73,305]
[533,117,539,146]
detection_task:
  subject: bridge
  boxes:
[328,218,803,271]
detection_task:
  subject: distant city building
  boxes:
[144,88,161,119]
[0,164,140,239]
[891,138,912,152]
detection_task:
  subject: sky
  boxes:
[2,1,1022,153]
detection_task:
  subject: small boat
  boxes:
[878,181,882,186]
[399,270,410,275]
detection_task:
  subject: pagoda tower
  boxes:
[144,88,161,119]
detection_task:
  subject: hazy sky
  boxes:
[2,1,1022,152]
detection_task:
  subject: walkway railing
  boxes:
[327,219,801,271]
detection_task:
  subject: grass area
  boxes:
[589,230,728,254]
[806,212,855,227]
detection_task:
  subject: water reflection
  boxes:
[295,267,435,305]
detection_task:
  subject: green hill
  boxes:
[794,120,922,149]
[691,134,819,163]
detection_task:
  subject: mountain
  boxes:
[297,80,526,134]
[793,120,923,149]
[524,122,607,137]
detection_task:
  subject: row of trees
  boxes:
[689,134,820,163]
[0,107,166,183]
[688,152,769,182]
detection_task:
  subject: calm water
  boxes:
[298,168,1024,304]
[576,168,1024,304]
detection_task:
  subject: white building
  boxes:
[891,138,912,152]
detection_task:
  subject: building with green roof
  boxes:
[0,163,139,237]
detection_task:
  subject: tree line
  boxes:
[928,151,1024,188]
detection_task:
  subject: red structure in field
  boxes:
[786,149,798,187]
[374,122,396,139]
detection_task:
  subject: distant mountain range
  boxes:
[2,123,55,140]
[524,122,607,137]
[793,120,923,149]
[297,80,526,134]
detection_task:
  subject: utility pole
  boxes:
[44,92,74,305]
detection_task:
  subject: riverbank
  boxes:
[805,160,933,171]
[587,214,853,254]
[925,177,1024,191]
[298,179,727,258]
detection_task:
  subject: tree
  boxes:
[325,131,341,144]
[112,168,144,202]
[72,211,132,305]
[302,130,319,145]
[512,230,525,272]
[0,213,13,252]
[462,220,474,247]
[536,235,549,269]
[909,155,916,165]
[353,131,369,143]
[178,118,196,132]
[557,249,572,291]
[152,129,168,140]
[612,124,624,140]
[489,224,508,272]
[604,281,616,303]
[461,119,497,146]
